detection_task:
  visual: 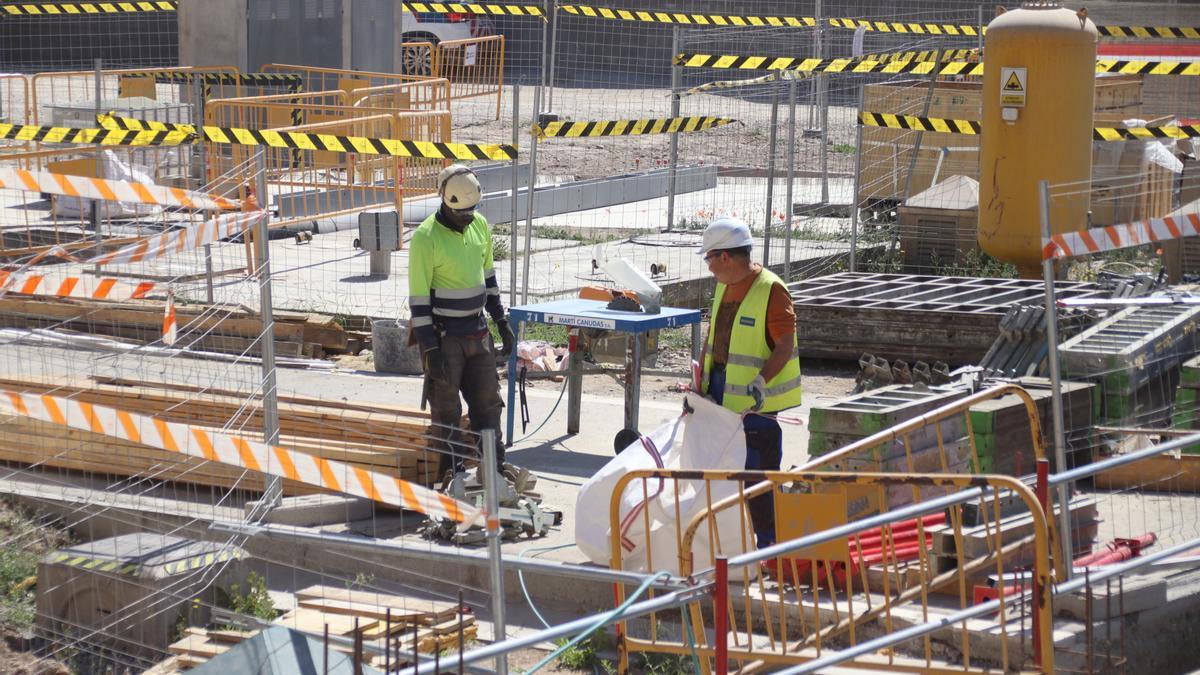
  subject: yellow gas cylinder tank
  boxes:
[978,2,1097,277]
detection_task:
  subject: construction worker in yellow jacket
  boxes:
[409,165,515,478]
[699,217,802,548]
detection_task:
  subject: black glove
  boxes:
[496,319,516,358]
[424,347,449,383]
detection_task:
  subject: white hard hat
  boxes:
[437,164,482,210]
[699,217,753,255]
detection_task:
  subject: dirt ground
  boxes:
[0,629,69,675]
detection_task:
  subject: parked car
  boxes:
[401,9,493,75]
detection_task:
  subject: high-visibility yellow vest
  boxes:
[703,268,802,414]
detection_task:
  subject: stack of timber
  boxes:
[1059,304,1200,427]
[159,628,257,671]
[0,295,352,358]
[969,377,1098,473]
[0,376,448,491]
[153,587,474,672]
[928,495,1099,586]
[788,273,1108,365]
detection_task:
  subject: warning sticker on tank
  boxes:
[1000,67,1027,107]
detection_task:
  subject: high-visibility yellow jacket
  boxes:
[408,210,503,350]
[703,268,802,414]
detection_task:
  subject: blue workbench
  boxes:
[505,299,702,446]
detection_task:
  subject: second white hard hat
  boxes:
[699,217,753,255]
[437,164,482,210]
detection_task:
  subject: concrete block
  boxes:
[245,494,376,527]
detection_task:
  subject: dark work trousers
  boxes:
[709,366,783,549]
[427,332,505,477]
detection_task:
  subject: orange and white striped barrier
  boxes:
[0,167,240,212]
[0,389,471,523]
[0,271,154,300]
[89,210,264,266]
[162,292,177,345]
[1043,211,1200,260]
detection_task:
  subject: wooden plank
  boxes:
[294,585,459,618]
[277,607,378,636]
[91,376,433,420]
[298,597,435,623]
[167,632,229,659]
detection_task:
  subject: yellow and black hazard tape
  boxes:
[683,49,979,96]
[144,72,303,88]
[561,4,817,28]
[49,548,243,575]
[379,2,1200,41]
[864,48,978,64]
[558,5,1200,40]
[0,122,192,147]
[1,1,176,16]
[98,113,190,133]
[1095,59,1200,76]
[96,114,518,160]
[676,53,985,76]
[159,549,244,575]
[1093,124,1200,141]
[680,54,1200,77]
[1096,25,1200,39]
[534,116,737,138]
[858,112,1200,142]
[402,2,543,16]
[859,113,981,135]
[684,71,811,96]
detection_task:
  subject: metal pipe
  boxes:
[1055,535,1200,595]
[818,78,829,207]
[254,148,282,508]
[481,428,507,675]
[546,1,558,111]
[714,557,728,675]
[1040,178,1072,579]
[195,77,214,304]
[509,83,521,309]
[978,4,985,54]
[763,97,779,267]
[1034,457,1049,667]
[91,58,102,275]
[783,78,797,281]
[666,25,681,232]
[409,584,711,674]
[206,520,688,590]
[849,84,864,272]
[521,85,542,306]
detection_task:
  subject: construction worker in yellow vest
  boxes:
[699,217,802,548]
[409,164,516,479]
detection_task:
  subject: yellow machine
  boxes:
[978,2,1098,277]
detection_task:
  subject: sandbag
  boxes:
[574,395,751,575]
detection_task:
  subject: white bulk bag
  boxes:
[574,394,751,575]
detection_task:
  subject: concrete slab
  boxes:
[245,493,377,528]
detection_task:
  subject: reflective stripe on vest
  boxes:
[704,268,802,414]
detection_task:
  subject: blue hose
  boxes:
[523,570,672,674]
